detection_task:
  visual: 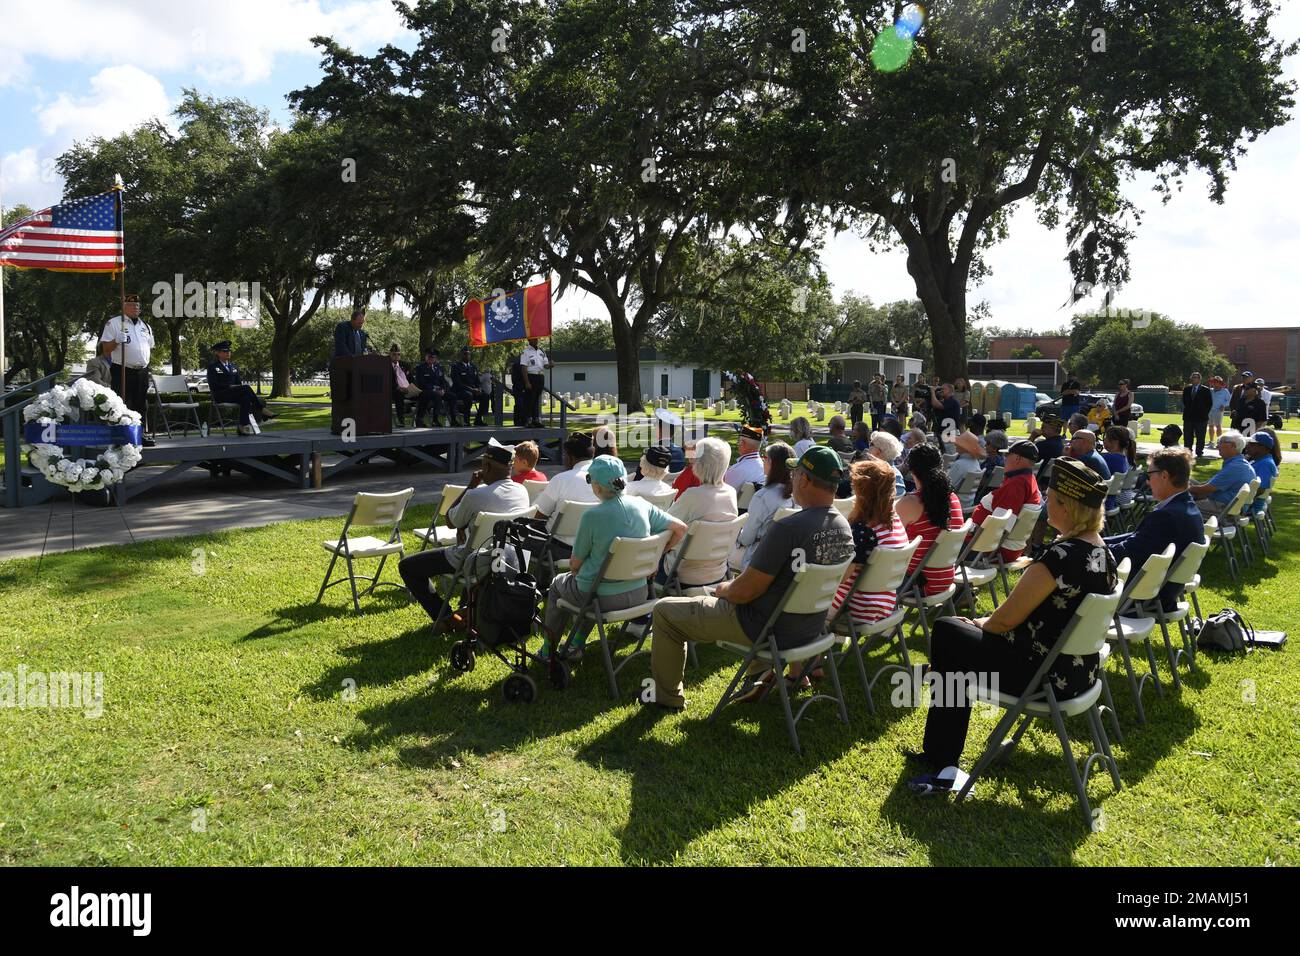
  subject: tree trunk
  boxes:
[608,303,644,413]
[418,307,434,355]
[903,238,968,382]
[270,323,294,399]
[170,324,183,375]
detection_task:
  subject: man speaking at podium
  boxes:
[333,306,369,358]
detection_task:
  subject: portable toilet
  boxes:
[1135,385,1169,414]
[970,381,985,414]
[983,380,1003,416]
[999,383,1038,420]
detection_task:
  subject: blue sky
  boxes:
[4,0,1298,333]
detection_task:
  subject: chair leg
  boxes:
[987,582,999,609]
[771,653,803,754]
[345,556,361,612]
[316,549,341,603]
[824,647,850,725]
[363,554,389,596]
[1047,697,1094,829]
[1157,620,1182,690]
[956,706,1023,801]
[1142,634,1166,699]
[708,649,760,724]
[1114,638,1147,724]
[850,632,873,706]
[1088,705,1123,791]
[1098,670,1123,744]
[596,618,620,699]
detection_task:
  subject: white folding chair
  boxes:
[736,482,758,512]
[659,515,748,596]
[414,483,468,552]
[774,505,801,522]
[645,489,678,510]
[898,521,972,654]
[955,508,1014,611]
[317,488,415,612]
[992,502,1045,599]
[554,531,671,698]
[1231,477,1262,567]
[431,506,533,632]
[1209,483,1253,581]
[537,499,601,578]
[958,586,1126,830]
[523,478,549,504]
[151,374,204,437]
[709,558,855,754]
[831,497,854,517]
[1101,473,1124,532]
[827,537,922,711]
[1105,549,1173,724]
[1150,534,1213,684]
[953,470,984,515]
[1116,468,1142,530]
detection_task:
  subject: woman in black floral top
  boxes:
[906,457,1118,794]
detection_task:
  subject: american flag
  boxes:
[0,189,124,274]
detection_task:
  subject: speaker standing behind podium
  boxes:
[333,306,369,358]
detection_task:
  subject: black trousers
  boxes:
[456,390,488,424]
[415,390,446,425]
[213,385,262,427]
[870,401,886,430]
[849,402,863,426]
[921,617,1039,768]
[526,373,546,422]
[1183,418,1208,456]
[110,365,150,430]
[399,548,456,621]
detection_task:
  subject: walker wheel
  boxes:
[450,641,475,673]
[503,673,538,704]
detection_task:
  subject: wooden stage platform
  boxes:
[114,423,566,505]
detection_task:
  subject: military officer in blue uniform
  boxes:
[451,346,488,427]
[206,341,276,435]
[412,347,455,427]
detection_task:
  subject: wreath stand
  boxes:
[34,444,137,570]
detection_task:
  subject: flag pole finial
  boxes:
[113,173,124,190]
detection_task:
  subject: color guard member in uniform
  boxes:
[452,347,488,427]
[520,337,552,427]
[412,347,454,427]
[100,293,156,446]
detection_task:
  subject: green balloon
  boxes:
[871,26,914,73]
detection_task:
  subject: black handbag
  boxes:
[475,520,541,648]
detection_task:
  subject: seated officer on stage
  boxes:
[452,347,488,427]
[412,347,454,427]
[398,443,530,623]
[206,341,277,435]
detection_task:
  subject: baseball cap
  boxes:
[1247,432,1275,450]
[587,455,627,487]
[1007,439,1040,462]
[644,445,672,468]
[797,445,844,483]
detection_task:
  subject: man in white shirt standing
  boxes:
[100,293,156,446]
[723,424,766,490]
[520,337,552,427]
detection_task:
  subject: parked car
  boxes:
[1035,393,1144,425]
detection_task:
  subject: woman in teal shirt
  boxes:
[542,455,686,659]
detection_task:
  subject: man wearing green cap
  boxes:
[541,455,687,659]
[646,446,853,710]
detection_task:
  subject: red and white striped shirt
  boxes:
[831,514,909,625]
[905,492,964,595]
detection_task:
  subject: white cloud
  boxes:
[1,148,45,210]
[37,65,172,143]
[0,0,412,88]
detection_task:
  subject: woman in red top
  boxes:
[831,458,911,625]
[895,443,963,595]
[672,441,702,498]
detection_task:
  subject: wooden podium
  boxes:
[330,354,391,435]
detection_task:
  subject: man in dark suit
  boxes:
[451,346,488,426]
[412,347,454,427]
[333,306,369,358]
[206,340,277,436]
[1104,446,1204,611]
[1181,371,1213,457]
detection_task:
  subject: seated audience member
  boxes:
[969,440,1043,563]
[1087,398,1111,431]
[626,445,676,500]
[880,417,905,441]
[646,447,854,710]
[829,458,910,628]
[541,456,686,659]
[83,340,117,388]
[905,458,1117,794]
[1030,414,1066,463]
[672,439,702,498]
[895,444,965,596]
[826,415,855,457]
[532,431,598,520]
[852,420,872,452]
[1067,412,1090,435]
[789,416,815,457]
[733,441,795,569]
[868,430,907,499]
[1100,426,1134,510]
[724,424,766,490]
[399,444,530,622]
[908,412,928,433]
[510,440,547,484]
[1104,446,1203,611]
[982,430,1008,472]
[667,437,737,586]
[592,424,618,459]
[1065,428,1111,480]
[1189,430,1254,518]
[948,414,988,508]
[1243,431,1278,512]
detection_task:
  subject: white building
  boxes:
[549,349,721,400]
[821,352,926,387]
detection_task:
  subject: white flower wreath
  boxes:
[21,379,144,492]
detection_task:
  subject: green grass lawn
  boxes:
[0,461,1295,866]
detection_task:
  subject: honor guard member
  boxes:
[520,337,552,427]
[412,347,454,427]
[100,293,156,446]
[207,341,277,435]
[452,346,488,427]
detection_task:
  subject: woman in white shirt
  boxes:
[789,416,815,457]
[666,436,737,585]
[625,445,675,500]
[731,441,794,569]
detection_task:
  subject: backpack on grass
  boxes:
[1194,609,1253,652]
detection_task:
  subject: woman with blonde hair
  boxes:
[788,416,815,457]
[905,457,1117,795]
[666,436,737,586]
[829,459,910,627]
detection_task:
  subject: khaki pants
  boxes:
[651,596,752,708]
[1196,498,1229,518]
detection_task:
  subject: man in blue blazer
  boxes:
[333,306,369,358]
[1104,446,1204,611]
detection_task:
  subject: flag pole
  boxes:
[113,177,126,399]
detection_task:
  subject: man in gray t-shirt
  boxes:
[647,447,852,710]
